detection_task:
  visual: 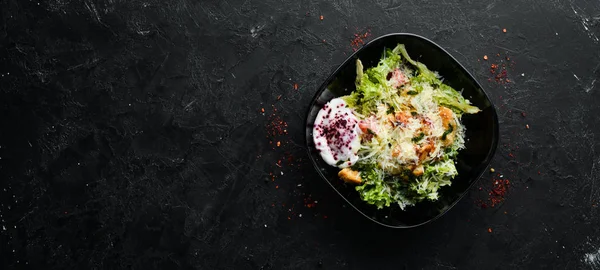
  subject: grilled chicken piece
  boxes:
[395,111,410,125]
[438,106,457,146]
[417,140,435,162]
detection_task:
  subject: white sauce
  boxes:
[313,98,361,168]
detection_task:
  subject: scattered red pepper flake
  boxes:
[502,28,507,33]
[488,56,512,84]
[261,108,265,113]
[477,200,488,208]
[275,185,279,189]
[320,15,324,20]
[489,179,510,207]
[303,196,317,208]
[293,83,298,90]
[277,141,281,147]
[483,55,488,60]
[350,29,371,51]
[495,69,508,83]
[488,228,493,233]
[266,112,288,137]
[477,174,511,208]
[526,124,530,129]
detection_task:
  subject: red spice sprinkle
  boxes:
[478,176,511,208]
[483,55,488,60]
[502,28,507,33]
[350,30,371,51]
[261,108,265,113]
[303,196,317,208]
[495,69,508,83]
[489,179,510,207]
[294,83,298,90]
[267,113,288,137]
[320,15,324,20]
[275,185,279,189]
[488,228,493,233]
[490,64,498,73]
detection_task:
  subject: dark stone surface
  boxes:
[1,0,600,269]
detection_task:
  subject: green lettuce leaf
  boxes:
[342,59,384,114]
[409,160,458,201]
[355,168,394,209]
[393,44,439,84]
[432,84,481,114]
[366,48,403,84]
[393,44,480,115]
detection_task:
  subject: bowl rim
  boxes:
[304,32,500,228]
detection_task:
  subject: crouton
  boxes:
[338,168,362,184]
[412,165,424,176]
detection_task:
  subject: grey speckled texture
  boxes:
[1,0,600,269]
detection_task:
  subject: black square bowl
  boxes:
[304,33,499,228]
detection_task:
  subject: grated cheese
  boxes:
[355,74,466,175]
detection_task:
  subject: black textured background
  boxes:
[1,0,600,269]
